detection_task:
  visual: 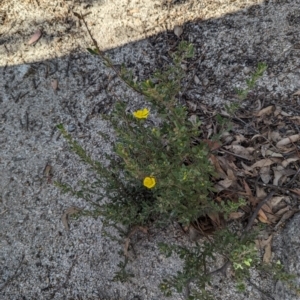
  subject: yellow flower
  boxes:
[143,176,156,189]
[133,108,149,119]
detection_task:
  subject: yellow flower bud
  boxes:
[143,176,156,189]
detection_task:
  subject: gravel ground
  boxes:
[1,0,300,299]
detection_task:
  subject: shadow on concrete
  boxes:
[0,0,300,299]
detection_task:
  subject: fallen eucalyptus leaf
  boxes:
[275,206,290,216]
[256,186,267,199]
[51,79,58,91]
[260,165,271,184]
[255,105,274,117]
[263,235,272,264]
[268,196,285,210]
[269,131,282,143]
[28,29,42,45]
[124,238,130,257]
[174,25,183,37]
[214,178,233,191]
[276,134,300,148]
[265,149,283,158]
[292,90,300,96]
[273,165,285,186]
[62,206,82,231]
[228,212,244,220]
[289,116,300,125]
[258,209,271,224]
[250,158,279,170]
[281,157,299,168]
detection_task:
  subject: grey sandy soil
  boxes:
[1,0,300,299]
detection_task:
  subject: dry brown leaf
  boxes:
[124,238,130,257]
[260,144,268,158]
[256,186,267,199]
[263,235,272,264]
[227,168,236,181]
[189,226,201,241]
[276,134,300,148]
[28,29,42,45]
[243,179,252,196]
[255,99,262,111]
[255,105,274,117]
[282,157,299,168]
[61,206,82,231]
[274,106,282,117]
[209,155,227,178]
[241,162,253,172]
[51,79,58,91]
[290,188,300,196]
[275,210,298,230]
[260,165,271,184]
[137,226,148,235]
[281,111,291,117]
[127,8,139,15]
[187,101,197,111]
[207,212,220,227]
[269,131,282,143]
[232,134,246,144]
[228,212,244,220]
[188,114,198,125]
[218,156,238,171]
[257,235,272,248]
[174,25,183,37]
[224,145,252,157]
[243,180,259,205]
[246,147,256,154]
[214,178,233,192]
[273,165,285,186]
[251,134,266,141]
[265,149,283,158]
[250,158,279,170]
[204,140,221,151]
[268,196,285,210]
[258,209,271,224]
[275,206,290,216]
[290,116,300,125]
[265,212,280,223]
[262,203,273,214]
[128,226,148,238]
[292,90,300,96]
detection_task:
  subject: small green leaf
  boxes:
[87,48,100,55]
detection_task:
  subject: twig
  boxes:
[207,190,276,278]
[207,260,231,277]
[76,12,144,97]
[0,254,25,292]
[284,168,300,188]
[245,190,275,232]
[246,279,275,300]
[248,179,290,194]
[49,254,80,298]
[218,148,253,161]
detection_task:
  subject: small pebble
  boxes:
[243,67,251,75]
[202,78,209,86]
[67,124,76,132]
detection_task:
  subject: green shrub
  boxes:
[55,29,296,298]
